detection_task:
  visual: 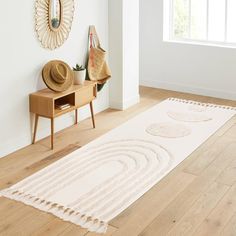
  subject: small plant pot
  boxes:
[74,69,86,85]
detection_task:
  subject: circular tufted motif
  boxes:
[167,111,212,122]
[188,105,207,112]
[146,122,191,138]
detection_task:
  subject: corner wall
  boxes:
[140,0,236,100]
[0,0,109,158]
[109,0,140,110]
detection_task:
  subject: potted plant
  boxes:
[73,64,86,85]
[51,18,60,28]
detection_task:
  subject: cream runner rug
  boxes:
[0,98,235,233]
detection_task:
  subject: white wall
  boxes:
[108,0,123,108]
[140,0,236,100]
[123,0,140,109]
[0,0,109,158]
[109,0,140,110]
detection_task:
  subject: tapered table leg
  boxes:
[32,114,39,144]
[75,109,78,125]
[90,101,95,128]
[51,118,54,150]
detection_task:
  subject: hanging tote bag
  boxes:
[88,26,111,91]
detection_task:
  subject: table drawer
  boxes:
[75,84,97,107]
[30,95,54,117]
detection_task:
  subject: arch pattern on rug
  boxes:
[1,139,173,233]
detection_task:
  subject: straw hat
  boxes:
[42,60,74,92]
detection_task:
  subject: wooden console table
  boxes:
[29,81,97,149]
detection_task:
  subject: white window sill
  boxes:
[163,39,236,50]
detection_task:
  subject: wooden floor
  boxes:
[0,86,236,236]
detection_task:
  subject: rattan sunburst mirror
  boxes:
[35,0,75,50]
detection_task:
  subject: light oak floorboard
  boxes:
[111,172,196,236]
[0,87,235,236]
[58,224,87,236]
[31,218,80,236]
[0,204,52,236]
[0,144,80,189]
[220,214,236,236]
[216,158,236,186]
[166,182,229,236]
[186,142,236,194]
[192,184,236,236]
[139,187,200,236]
[184,136,233,176]
[0,198,24,223]
[85,226,117,236]
[140,141,236,236]
[224,124,236,139]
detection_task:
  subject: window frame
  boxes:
[166,0,236,48]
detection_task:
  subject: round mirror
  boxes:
[50,0,61,29]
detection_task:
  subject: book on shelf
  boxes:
[55,103,71,110]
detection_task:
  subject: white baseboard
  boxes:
[140,79,236,100]
[110,94,140,110]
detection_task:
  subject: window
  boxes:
[165,0,236,47]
